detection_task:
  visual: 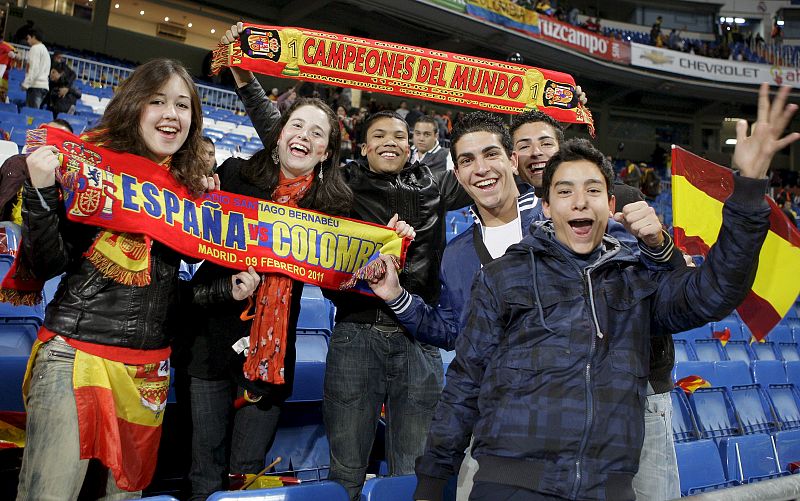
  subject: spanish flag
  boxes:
[671,146,800,341]
[676,375,712,394]
[72,350,169,491]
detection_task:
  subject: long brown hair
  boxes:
[87,58,206,192]
[241,98,353,216]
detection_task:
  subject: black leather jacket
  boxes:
[21,183,231,350]
[239,78,471,322]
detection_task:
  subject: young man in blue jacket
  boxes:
[413,84,798,501]
[369,112,676,499]
[512,110,681,500]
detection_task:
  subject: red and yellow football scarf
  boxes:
[0,126,408,305]
[211,23,594,135]
[0,129,159,305]
[243,172,313,384]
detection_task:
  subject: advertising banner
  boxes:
[631,42,800,89]
[538,17,630,64]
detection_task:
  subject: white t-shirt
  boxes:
[483,217,522,259]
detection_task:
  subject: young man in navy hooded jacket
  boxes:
[413,84,799,500]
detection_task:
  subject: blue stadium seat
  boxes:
[7,89,26,107]
[729,385,778,434]
[752,342,779,361]
[787,362,800,386]
[724,341,754,363]
[0,321,37,356]
[693,339,727,361]
[207,481,348,500]
[227,133,248,144]
[675,439,740,495]
[673,361,715,385]
[673,339,695,362]
[361,475,417,501]
[713,319,745,341]
[287,334,327,403]
[20,106,53,126]
[715,361,753,386]
[688,387,740,440]
[297,285,333,336]
[0,355,29,412]
[60,115,88,134]
[203,128,225,141]
[752,360,788,385]
[241,143,261,155]
[264,404,330,482]
[774,429,800,472]
[766,384,800,430]
[0,102,17,114]
[719,434,787,483]
[42,275,62,307]
[768,324,795,343]
[671,388,699,442]
[674,324,712,342]
[780,343,800,362]
[9,129,27,150]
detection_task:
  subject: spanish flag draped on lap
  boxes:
[672,146,800,341]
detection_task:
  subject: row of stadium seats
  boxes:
[674,360,800,387]
[671,385,800,494]
[141,474,421,500]
[677,337,800,363]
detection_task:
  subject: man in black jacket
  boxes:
[220,23,472,501]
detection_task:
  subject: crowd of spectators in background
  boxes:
[509,0,797,67]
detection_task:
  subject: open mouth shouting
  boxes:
[568,218,595,238]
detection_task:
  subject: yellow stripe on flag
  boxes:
[672,174,723,242]
[673,174,800,321]
[752,232,800,318]
[72,351,165,427]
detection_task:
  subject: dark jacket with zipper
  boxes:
[180,157,303,401]
[415,175,771,500]
[239,78,472,323]
[21,181,230,351]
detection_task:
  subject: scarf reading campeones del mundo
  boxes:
[211,23,595,135]
[0,126,408,307]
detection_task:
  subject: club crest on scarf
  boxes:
[241,27,282,62]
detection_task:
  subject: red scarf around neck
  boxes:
[242,171,314,384]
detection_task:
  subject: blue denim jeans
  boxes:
[17,337,138,500]
[631,391,681,501]
[25,87,47,109]
[188,376,281,501]
[323,321,443,501]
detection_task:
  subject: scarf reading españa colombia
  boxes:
[0,126,409,382]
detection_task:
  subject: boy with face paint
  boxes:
[221,23,473,501]
[414,85,798,501]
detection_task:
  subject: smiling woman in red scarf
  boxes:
[179,87,354,498]
[11,59,261,500]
